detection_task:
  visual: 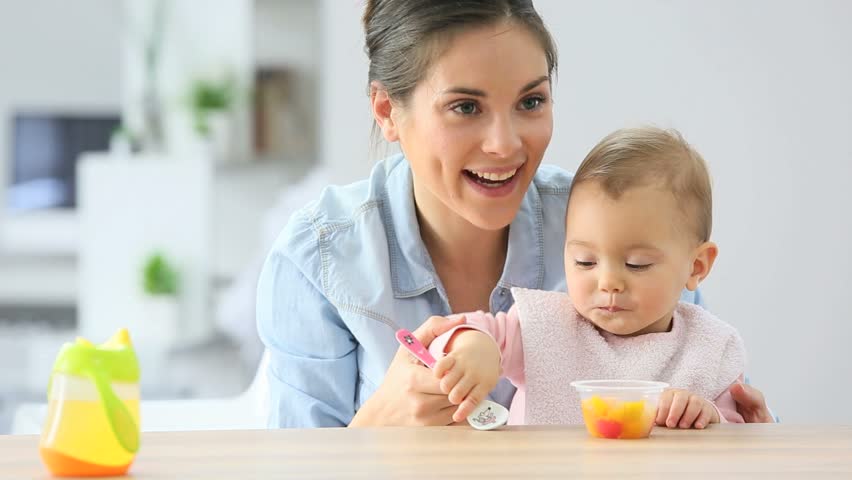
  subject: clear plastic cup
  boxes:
[570,380,669,439]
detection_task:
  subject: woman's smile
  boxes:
[462,162,525,197]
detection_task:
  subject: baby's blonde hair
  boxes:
[571,126,713,242]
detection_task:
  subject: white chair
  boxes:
[11,350,270,434]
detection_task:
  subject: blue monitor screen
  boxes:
[7,113,120,211]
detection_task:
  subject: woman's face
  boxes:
[393,22,553,231]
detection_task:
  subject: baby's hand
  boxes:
[656,388,720,429]
[432,329,501,422]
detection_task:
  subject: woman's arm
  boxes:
[257,251,358,428]
[258,208,468,428]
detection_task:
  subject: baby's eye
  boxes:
[575,260,596,268]
[626,263,652,271]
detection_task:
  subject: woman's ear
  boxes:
[686,241,718,291]
[370,81,400,142]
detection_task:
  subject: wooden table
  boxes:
[2,424,851,479]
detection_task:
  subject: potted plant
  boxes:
[140,252,181,351]
[189,75,238,162]
[143,252,179,296]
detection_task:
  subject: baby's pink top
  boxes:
[430,302,745,425]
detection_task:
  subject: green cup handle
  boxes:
[90,369,140,454]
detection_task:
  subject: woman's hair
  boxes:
[362,0,557,104]
[571,126,713,243]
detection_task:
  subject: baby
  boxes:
[430,126,746,428]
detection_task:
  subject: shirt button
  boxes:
[499,289,506,296]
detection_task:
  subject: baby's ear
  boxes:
[686,241,718,291]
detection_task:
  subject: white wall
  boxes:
[0,0,122,302]
[0,0,122,178]
[538,0,852,425]
[255,0,318,71]
[320,0,852,423]
[121,0,253,157]
[255,0,320,160]
[319,0,373,184]
[0,0,122,214]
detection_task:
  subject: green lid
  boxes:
[52,328,140,383]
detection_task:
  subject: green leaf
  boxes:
[142,252,179,296]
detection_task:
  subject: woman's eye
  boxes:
[626,263,652,271]
[575,261,596,268]
[519,96,545,111]
[451,101,480,115]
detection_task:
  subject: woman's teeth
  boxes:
[465,168,518,187]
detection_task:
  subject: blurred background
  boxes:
[0,0,850,433]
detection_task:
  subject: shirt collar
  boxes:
[384,156,438,298]
[385,156,545,298]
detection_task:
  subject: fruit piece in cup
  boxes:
[580,395,656,439]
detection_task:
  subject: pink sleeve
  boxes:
[713,375,746,424]
[428,306,526,387]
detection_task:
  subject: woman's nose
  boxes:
[482,114,522,158]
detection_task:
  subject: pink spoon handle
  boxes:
[395,329,436,369]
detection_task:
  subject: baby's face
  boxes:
[563,181,700,336]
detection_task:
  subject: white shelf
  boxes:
[0,210,78,256]
[0,256,77,306]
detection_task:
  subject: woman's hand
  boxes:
[433,330,502,422]
[348,315,466,427]
[730,383,775,423]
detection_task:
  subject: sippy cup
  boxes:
[39,328,141,477]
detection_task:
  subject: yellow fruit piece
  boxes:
[620,421,648,439]
[621,400,645,422]
[607,403,625,423]
[581,396,611,438]
[621,406,655,439]
[585,395,610,418]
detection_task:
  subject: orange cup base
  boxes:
[40,447,132,477]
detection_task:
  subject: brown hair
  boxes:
[362,0,558,105]
[571,126,713,242]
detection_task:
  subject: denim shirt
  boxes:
[256,154,702,428]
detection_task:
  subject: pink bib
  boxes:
[513,287,746,425]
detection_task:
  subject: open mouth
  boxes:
[463,167,519,188]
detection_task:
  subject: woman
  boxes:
[256,0,774,428]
